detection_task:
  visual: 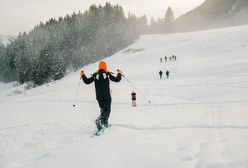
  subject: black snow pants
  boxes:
[97,98,112,125]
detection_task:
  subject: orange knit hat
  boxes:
[98,61,107,71]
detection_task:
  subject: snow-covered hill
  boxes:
[1,25,248,168]
[175,0,248,32]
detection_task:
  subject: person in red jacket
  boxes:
[80,61,122,130]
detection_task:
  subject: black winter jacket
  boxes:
[82,70,122,100]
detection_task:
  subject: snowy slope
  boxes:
[1,25,248,168]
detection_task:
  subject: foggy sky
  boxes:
[0,0,205,35]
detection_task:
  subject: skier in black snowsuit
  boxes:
[166,70,170,79]
[80,61,122,130]
[159,70,163,79]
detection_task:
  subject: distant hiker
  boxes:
[131,91,137,107]
[159,70,163,79]
[160,57,163,63]
[169,57,172,61]
[164,56,167,62]
[80,61,123,131]
[166,70,170,79]
[172,54,177,61]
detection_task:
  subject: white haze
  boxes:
[0,0,205,35]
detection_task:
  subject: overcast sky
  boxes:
[0,0,205,35]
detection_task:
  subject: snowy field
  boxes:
[1,25,248,168]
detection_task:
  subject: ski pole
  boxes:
[122,74,151,103]
[73,78,81,107]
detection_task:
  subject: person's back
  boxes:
[93,70,117,100]
[81,61,122,130]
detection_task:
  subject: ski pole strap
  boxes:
[73,78,81,106]
[122,75,151,103]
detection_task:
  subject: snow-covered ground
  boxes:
[1,25,248,168]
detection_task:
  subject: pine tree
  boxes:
[0,3,147,85]
[164,7,175,33]
[165,7,175,22]
[0,44,5,81]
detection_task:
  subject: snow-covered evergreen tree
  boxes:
[0,3,148,85]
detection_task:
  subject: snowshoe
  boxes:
[92,124,112,137]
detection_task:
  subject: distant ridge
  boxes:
[175,0,248,32]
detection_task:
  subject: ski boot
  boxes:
[95,117,104,131]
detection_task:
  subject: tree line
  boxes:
[0,3,175,86]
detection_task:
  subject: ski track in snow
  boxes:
[113,123,248,131]
[1,25,248,168]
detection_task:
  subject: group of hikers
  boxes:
[159,70,170,79]
[80,54,177,131]
[160,54,177,63]
[159,54,177,79]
